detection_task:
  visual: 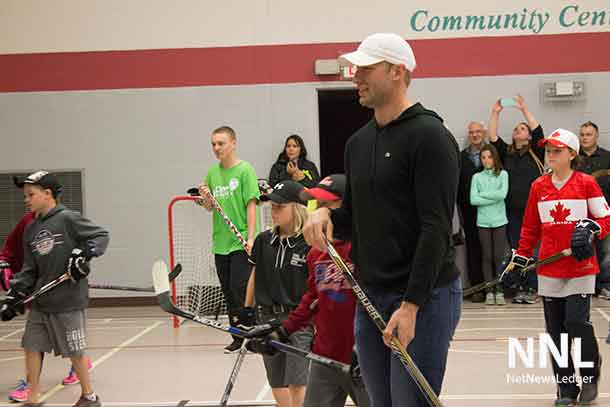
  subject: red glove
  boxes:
[0,260,13,291]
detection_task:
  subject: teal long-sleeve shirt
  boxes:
[470,169,509,228]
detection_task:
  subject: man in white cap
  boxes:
[303,33,462,406]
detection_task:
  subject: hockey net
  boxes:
[167,195,273,327]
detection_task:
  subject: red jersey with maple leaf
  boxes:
[517,171,610,278]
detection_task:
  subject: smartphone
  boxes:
[500,97,517,108]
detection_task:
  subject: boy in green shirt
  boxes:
[199,126,260,352]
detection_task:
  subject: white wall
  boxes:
[2,72,609,293]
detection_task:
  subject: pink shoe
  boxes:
[8,379,29,402]
[62,359,93,385]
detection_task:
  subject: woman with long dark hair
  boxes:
[489,95,544,304]
[269,135,320,188]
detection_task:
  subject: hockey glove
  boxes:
[500,250,534,288]
[246,337,278,356]
[0,260,13,291]
[245,319,288,356]
[68,248,91,282]
[571,219,601,261]
[245,319,287,341]
[0,288,26,321]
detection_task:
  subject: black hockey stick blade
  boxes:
[153,260,189,317]
[168,263,182,282]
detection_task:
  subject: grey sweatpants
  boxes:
[303,362,370,407]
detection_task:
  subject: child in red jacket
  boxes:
[510,129,607,406]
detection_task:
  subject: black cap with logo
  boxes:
[14,170,63,196]
[260,181,308,205]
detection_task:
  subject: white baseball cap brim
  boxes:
[338,50,384,67]
[338,33,417,71]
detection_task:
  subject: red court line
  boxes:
[1,32,609,92]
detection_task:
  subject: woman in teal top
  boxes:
[470,144,509,305]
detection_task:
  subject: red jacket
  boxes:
[282,240,356,364]
[517,171,610,278]
[0,212,35,273]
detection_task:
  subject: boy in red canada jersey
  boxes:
[509,129,607,406]
[248,174,369,407]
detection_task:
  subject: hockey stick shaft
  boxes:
[325,239,442,407]
[89,264,182,292]
[220,341,248,406]
[20,272,72,306]
[200,188,248,250]
[462,248,571,297]
[200,190,251,403]
[160,291,348,373]
[152,264,349,374]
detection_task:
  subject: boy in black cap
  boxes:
[242,180,313,407]
[1,170,109,407]
[249,175,370,407]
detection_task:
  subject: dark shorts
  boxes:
[21,309,87,357]
[262,325,314,388]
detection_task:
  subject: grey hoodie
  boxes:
[20,204,109,313]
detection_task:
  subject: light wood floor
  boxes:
[1,301,609,407]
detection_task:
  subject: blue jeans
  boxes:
[595,237,610,291]
[354,278,462,407]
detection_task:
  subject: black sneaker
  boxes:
[579,383,598,405]
[470,292,485,303]
[224,339,243,354]
[554,396,577,406]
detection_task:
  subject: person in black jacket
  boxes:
[577,121,610,299]
[268,135,320,188]
[458,121,486,301]
[488,95,544,304]
[304,33,461,407]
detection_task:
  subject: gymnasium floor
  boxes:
[1,301,609,407]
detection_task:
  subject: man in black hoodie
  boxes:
[304,33,461,407]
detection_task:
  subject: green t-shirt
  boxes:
[205,160,260,254]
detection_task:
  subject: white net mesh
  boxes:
[169,197,225,318]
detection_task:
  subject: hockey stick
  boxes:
[462,249,572,297]
[220,339,249,406]
[198,188,252,405]
[200,187,248,249]
[88,263,182,292]
[18,271,72,306]
[152,261,349,374]
[324,239,442,407]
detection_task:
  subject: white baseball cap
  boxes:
[338,33,416,71]
[538,128,580,152]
